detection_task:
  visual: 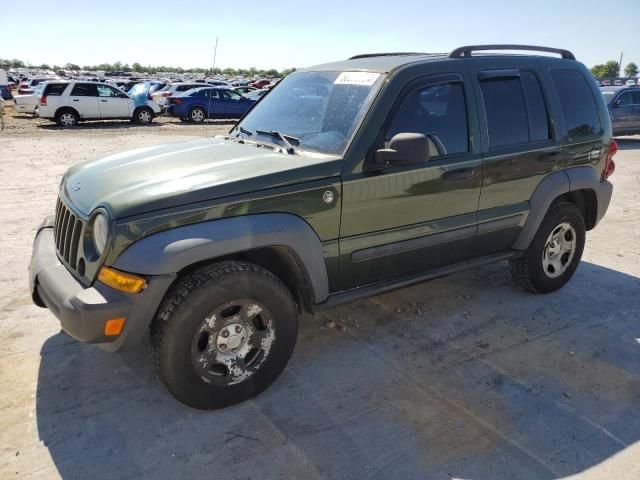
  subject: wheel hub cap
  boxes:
[216,323,247,352]
[190,299,276,386]
[542,222,576,278]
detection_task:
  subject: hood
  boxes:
[62,137,342,219]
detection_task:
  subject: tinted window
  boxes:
[71,83,98,96]
[616,91,633,106]
[480,76,529,147]
[387,82,468,157]
[633,91,640,104]
[44,83,68,96]
[521,71,550,141]
[550,69,601,138]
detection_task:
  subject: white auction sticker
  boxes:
[334,72,380,86]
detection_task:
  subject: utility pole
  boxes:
[213,37,219,74]
[618,51,623,77]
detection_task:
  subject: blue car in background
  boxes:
[165,87,256,123]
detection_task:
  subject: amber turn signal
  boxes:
[104,318,126,336]
[98,267,147,294]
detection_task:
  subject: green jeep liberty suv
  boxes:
[29,45,616,409]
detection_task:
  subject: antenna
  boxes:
[618,51,623,78]
[208,37,218,137]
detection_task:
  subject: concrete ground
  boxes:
[1,112,639,479]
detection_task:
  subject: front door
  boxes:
[338,72,482,290]
[610,89,640,133]
[220,89,249,117]
[69,83,100,119]
[96,84,132,118]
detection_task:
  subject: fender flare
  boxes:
[113,213,330,303]
[513,166,609,250]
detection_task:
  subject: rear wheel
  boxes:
[189,107,206,123]
[509,201,585,293]
[56,109,78,127]
[151,261,298,409]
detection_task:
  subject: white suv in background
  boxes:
[36,81,161,126]
[150,82,207,108]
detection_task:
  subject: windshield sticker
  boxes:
[334,72,380,86]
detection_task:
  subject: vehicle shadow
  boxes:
[35,261,640,479]
[38,121,163,131]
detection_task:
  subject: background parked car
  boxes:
[249,79,271,89]
[14,82,47,113]
[18,77,56,95]
[600,86,640,135]
[0,85,12,100]
[232,86,257,95]
[37,81,161,126]
[165,86,256,123]
[243,88,269,101]
[150,82,206,108]
[626,79,637,86]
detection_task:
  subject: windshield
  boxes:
[234,70,384,156]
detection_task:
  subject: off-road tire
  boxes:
[150,261,298,409]
[56,108,79,127]
[509,201,585,293]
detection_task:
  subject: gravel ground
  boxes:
[1,104,640,480]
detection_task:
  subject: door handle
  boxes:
[72,99,79,102]
[100,99,107,102]
[443,168,476,181]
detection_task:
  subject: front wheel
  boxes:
[509,201,585,293]
[151,261,298,409]
[135,107,154,124]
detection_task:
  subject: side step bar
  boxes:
[317,251,517,310]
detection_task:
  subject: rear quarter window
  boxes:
[550,69,601,138]
[44,83,69,96]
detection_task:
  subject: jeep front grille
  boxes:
[54,197,85,270]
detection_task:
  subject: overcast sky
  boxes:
[2,0,638,71]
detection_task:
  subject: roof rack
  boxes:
[449,44,575,60]
[348,52,446,60]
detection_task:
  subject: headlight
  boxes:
[92,213,110,256]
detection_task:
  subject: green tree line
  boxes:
[0,58,296,77]
[590,60,638,78]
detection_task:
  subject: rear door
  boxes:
[96,84,132,118]
[466,58,563,255]
[339,68,482,290]
[69,83,100,119]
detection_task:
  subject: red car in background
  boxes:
[249,79,271,89]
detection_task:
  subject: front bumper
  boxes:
[29,217,175,351]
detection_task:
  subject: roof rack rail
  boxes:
[449,44,575,60]
[349,52,445,60]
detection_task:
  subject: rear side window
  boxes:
[71,83,98,96]
[44,83,68,96]
[480,76,529,147]
[480,71,551,148]
[550,69,601,138]
[387,82,469,157]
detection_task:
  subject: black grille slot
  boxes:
[54,198,85,270]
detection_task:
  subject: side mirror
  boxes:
[369,133,430,170]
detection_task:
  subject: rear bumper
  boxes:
[595,180,613,226]
[29,217,175,351]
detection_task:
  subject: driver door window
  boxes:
[386,82,469,158]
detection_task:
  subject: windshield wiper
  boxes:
[237,126,253,136]
[255,130,299,154]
